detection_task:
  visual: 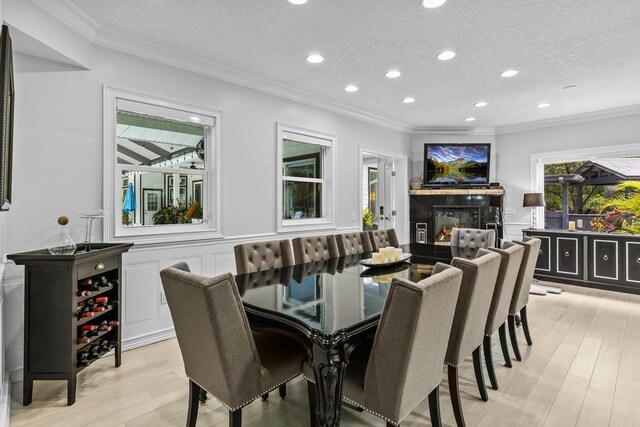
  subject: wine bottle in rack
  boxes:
[77,349,91,365]
[95,276,109,288]
[77,290,91,297]
[89,345,101,360]
[78,279,100,292]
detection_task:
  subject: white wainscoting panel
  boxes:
[123,260,160,327]
[214,254,237,276]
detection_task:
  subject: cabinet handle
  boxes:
[539,249,543,254]
[603,254,608,261]
[637,258,640,264]
[95,262,105,270]
[564,251,570,257]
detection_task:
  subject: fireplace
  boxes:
[409,187,505,244]
[433,206,480,243]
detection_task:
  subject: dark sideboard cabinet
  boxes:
[8,243,133,405]
[523,229,640,294]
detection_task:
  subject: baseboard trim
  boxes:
[122,328,176,352]
[0,375,9,426]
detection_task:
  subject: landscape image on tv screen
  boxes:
[424,144,489,185]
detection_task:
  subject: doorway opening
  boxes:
[359,147,410,246]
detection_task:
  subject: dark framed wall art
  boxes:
[0,25,15,211]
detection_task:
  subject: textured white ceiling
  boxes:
[67,0,640,128]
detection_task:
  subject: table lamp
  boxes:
[523,192,545,229]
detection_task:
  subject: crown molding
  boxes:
[29,2,413,133]
[31,0,101,42]
[411,126,496,136]
[94,28,413,133]
[32,2,640,137]
[496,104,640,135]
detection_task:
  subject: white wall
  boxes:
[1,45,411,387]
[495,113,640,239]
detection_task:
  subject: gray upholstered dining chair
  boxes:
[450,228,496,249]
[160,264,307,427]
[304,264,463,427]
[503,236,542,361]
[483,243,525,388]
[335,232,373,256]
[292,235,340,264]
[234,239,294,274]
[368,228,400,251]
[442,249,501,427]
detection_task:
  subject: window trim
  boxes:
[276,123,336,233]
[103,86,223,244]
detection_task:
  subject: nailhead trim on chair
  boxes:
[444,361,458,368]
[303,373,431,426]
[194,370,302,411]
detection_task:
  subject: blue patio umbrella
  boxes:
[123,183,136,213]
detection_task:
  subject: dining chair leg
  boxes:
[498,323,512,368]
[472,347,489,402]
[279,384,287,399]
[520,305,533,346]
[187,380,200,427]
[261,393,268,401]
[428,385,442,427]
[483,335,498,390]
[448,365,466,427]
[229,408,242,427]
[508,314,522,361]
[307,381,319,427]
[198,388,207,404]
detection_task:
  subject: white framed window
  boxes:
[276,123,335,232]
[103,87,222,244]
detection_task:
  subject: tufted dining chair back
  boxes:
[505,236,541,314]
[450,228,496,249]
[367,228,400,251]
[485,244,525,335]
[335,232,373,256]
[292,235,340,264]
[160,266,264,409]
[361,264,463,424]
[444,249,501,365]
[234,240,294,274]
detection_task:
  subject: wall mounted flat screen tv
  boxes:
[423,143,490,186]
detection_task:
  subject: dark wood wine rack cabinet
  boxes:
[8,243,133,405]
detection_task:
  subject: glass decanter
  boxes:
[48,215,77,255]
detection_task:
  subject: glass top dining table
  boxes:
[233,242,479,427]
[235,242,478,336]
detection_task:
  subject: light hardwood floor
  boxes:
[10,282,640,427]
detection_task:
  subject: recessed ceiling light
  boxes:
[437,51,456,61]
[189,116,201,122]
[345,85,359,93]
[288,0,308,4]
[402,97,416,104]
[465,117,476,122]
[474,101,488,107]
[306,54,324,64]
[564,85,577,90]
[385,70,401,79]
[500,69,519,78]
[422,0,447,8]
[537,103,551,108]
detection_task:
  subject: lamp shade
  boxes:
[523,192,544,208]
